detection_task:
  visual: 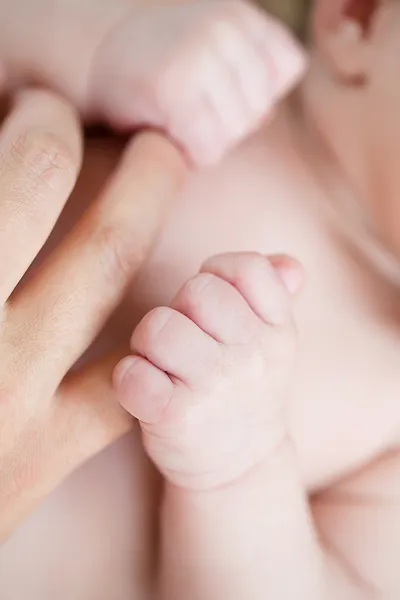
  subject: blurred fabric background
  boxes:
[260,0,311,36]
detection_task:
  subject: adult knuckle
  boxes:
[0,365,30,411]
[10,130,76,190]
[0,389,18,448]
[0,378,49,496]
[95,224,142,287]
[0,384,16,409]
[0,386,38,475]
[8,445,41,498]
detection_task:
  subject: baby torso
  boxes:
[1,120,400,599]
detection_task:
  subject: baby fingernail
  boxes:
[269,255,305,295]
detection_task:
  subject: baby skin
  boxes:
[1,0,400,599]
[115,252,324,599]
[0,0,305,166]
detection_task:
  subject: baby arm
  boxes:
[0,0,131,104]
[0,0,305,166]
[114,253,375,600]
[159,439,326,599]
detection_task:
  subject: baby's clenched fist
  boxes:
[90,0,306,166]
[114,252,303,490]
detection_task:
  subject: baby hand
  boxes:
[90,1,306,166]
[114,253,303,490]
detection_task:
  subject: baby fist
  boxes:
[114,253,303,490]
[90,1,306,167]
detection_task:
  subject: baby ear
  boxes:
[312,0,379,84]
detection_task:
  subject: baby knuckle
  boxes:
[237,252,269,282]
[180,272,217,311]
[153,63,184,110]
[136,306,175,348]
[137,69,166,110]
[213,0,254,23]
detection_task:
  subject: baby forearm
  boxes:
[112,249,370,599]
[158,441,327,600]
[0,0,137,109]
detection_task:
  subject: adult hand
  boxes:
[0,89,186,540]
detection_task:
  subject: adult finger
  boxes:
[0,350,133,542]
[0,89,82,302]
[9,132,187,393]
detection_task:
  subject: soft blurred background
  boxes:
[261,0,311,37]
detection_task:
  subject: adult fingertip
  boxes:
[126,130,189,185]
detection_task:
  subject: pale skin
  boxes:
[1,0,400,599]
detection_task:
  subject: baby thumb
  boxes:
[268,255,305,295]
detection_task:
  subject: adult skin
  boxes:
[0,89,185,540]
